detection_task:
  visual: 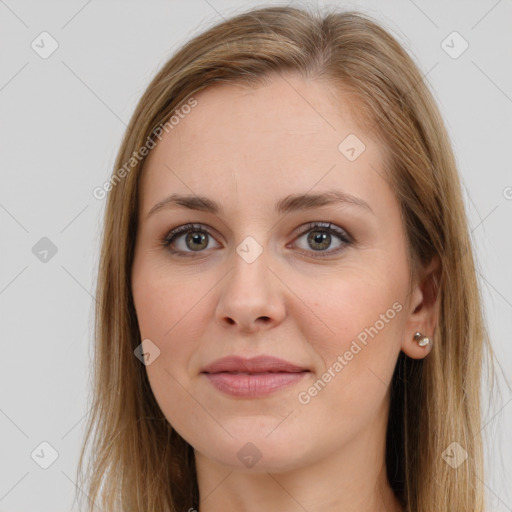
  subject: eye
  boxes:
[161,223,220,257]
[161,221,353,258]
[291,222,352,257]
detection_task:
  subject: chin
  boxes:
[193,431,314,474]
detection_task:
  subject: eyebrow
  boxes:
[147,190,374,218]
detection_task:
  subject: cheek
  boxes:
[132,259,199,340]
[298,271,404,398]
[298,267,403,346]
[131,263,199,398]
[287,274,404,461]
[131,265,207,436]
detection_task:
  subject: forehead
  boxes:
[139,74,391,217]
[164,74,371,158]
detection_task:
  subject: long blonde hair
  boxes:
[76,5,498,511]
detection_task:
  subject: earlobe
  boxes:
[401,330,434,359]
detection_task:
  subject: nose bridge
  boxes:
[215,235,285,330]
[228,235,271,300]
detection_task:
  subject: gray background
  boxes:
[1,0,511,510]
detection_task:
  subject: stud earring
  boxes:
[413,331,431,347]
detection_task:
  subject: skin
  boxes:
[131,72,440,512]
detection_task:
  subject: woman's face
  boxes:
[131,73,426,473]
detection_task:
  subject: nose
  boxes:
[215,246,286,334]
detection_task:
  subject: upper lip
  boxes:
[201,355,309,374]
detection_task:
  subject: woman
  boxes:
[77,5,497,511]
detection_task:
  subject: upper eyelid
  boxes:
[165,221,348,237]
[164,221,352,248]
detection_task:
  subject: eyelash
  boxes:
[161,222,353,259]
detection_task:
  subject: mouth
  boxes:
[200,354,309,374]
[200,355,310,397]
[202,371,309,397]
[204,370,307,375]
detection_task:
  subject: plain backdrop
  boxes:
[1,0,511,510]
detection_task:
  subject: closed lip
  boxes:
[200,355,309,374]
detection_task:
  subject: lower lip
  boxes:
[203,371,309,397]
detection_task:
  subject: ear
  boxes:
[401,254,442,359]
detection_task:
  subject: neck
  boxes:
[195,459,402,512]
